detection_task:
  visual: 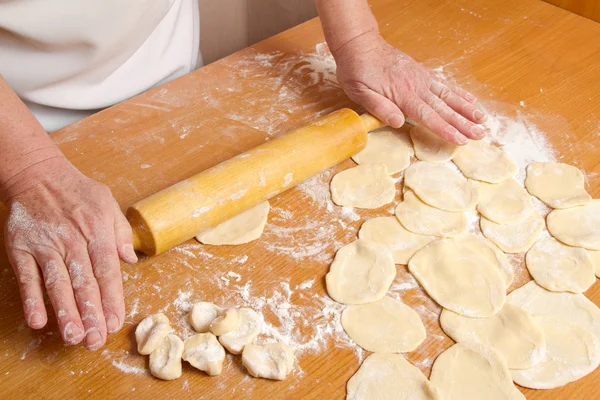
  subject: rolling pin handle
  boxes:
[360,113,387,132]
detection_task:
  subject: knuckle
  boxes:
[438,86,452,100]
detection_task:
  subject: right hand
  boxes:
[3,156,137,350]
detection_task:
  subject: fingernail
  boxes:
[473,110,486,122]
[123,244,138,264]
[388,113,404,128]
[106,313,121,334]
[85,327,103,351]
[466,93,477,102]
[471,125,486,138]
[64,322,85,345]
[29,312,45,329]
[456,134,468,145]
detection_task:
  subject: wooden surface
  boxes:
[1,0,599,398]
[544,0,600,22]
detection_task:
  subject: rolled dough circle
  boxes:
[480,212,545,253]
[351,127,413,174]
[196,201,270,245]
[330,164,396,209]
[592,250,600,278]
[474,178,534,224]
[547,199,600,250]
[524,162,591,209]
[410,125,458,163]
[452,140,517,183]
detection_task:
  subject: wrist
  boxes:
[331,28,384,61]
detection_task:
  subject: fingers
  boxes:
[8,250,47,329]
[113,200,137,264]
[430,81,487,124]
[344,84,405,128]
[422,90,485,140]
[430,73,478,103]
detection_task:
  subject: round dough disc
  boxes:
[358,216,436,264]
[524,162,591,209]
[404,162,479,212]
[480,212,545,253]
[410,125,458,163]
[196,201,269,245]
[440,304,545,369]
[547,199,600,250]
[474,179,534,224]
[526,237,595,293]
[330,164,396,209]
[341,296,426,353]
[592,250,600,279]
[452,140,517,183]
[351,127,413,174]
[326,239,396,305]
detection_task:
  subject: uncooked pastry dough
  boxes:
[351,127,413,174]
[196,201,269,245]
[592,251,600,279]
[547,199,600,250]
[395,190,467,237]
[410,125,458,163]
[218,308,262,354]
[440,304,545,369]
[404,162,479,212]
[526,237,595,293]
[452,140,517,183]
[358,216,436,264]
[149,334,184,380]
[326,239,396,304]
[341,296,426,353]
[242,343,295,380]
[189,302,224,333]
[525,162,591,209]
[474,179,534,224]
[136,313,171,355]
[182,333,226,376]
[346,353,440,400]
[330,164,396,209]
[430,343,525,400]
[210,308,239,336]
[510,316,600,389]
[480,212,544,253]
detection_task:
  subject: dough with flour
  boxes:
[341,296,426,353]
[547,199,600,250]
[242,343,295,380]
[525,162,591,209]
[218,308,262,354]
[210,308,239,336]
[196,201,269,245]
[149,334,184,380]
[453,140,517,183]
[474,179,534,224]
[592,251,600,278]
[189,302,224,333]
[182,333,226,376]
[136,313,171,355]
[330,164,396,209]
[351,127,413,174]
[410,125,458,163]
[480,212,545,253]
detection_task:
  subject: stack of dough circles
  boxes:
[351,127,413,174]
[409,125,459,163]
[196,201,270,245]
[330,164,396,209]
[480,212,545,253]
[452,140,518,183]
[547,199,600,250]
[524,162,591,209]
[473,178,534,224]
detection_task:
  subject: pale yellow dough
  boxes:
[410,125,458,163]
[189,302,224,333]
[351,127,413,174]
[480,212,545,253]
[547,199,600,250]
[218,308,262,354]
[149,334,184,380]
[330,164,396,209]
[210,308,240,336]
[242,343,295,381]
[182,333,226,376]
[474,179,534,224]
[196,201,269,245]
[453,140,517,183]
[135,313,171,355]
[592,250,600,278]
[524,162,591,209]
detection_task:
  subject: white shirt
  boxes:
[0,0,201,131]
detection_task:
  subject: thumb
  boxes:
[113,200,137,264]
[345,85,405,128]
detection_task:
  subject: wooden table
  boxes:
[1,0,599,398]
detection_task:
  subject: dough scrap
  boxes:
[210,308,239,336]
[346,353,440,400]
[592,250,600,279]
[218,308,262,354]
[136,313,171,355]
[526,237,595,293]
[480,212,545,253]
[182,333,226,376]
[430,343,525,400]
[351,127,413,174]
[358,216,436,264]
[404,162,479,212]
[149,334,184,380]
[330,164,396,209]
[341,296,426,353]
[440,304,545,370]
[395,190,467,237]
[242,343,295,381]
[189,302,224,333]
[410,125,458,163]
[525,162,591,209]
[453,140,517,183]
[547,199,600,250]
[326,239,396,305]
[196,201,269,245]
[474,179,534,224]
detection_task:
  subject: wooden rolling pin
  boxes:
[128,108,385,255]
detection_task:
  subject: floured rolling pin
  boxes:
[128,108,385,255]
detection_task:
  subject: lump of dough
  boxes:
[526,237,595,293]
[410,125,458,163]
[524,162,591,209]
[325,239,396,305]
[330,164,396,209]
[196,201,269,245]
[358,216,436,264]
[440,304,545,370]
[149,334,184,380]
[547,199,600,250]
[218,308,262,354]
[351,127,413,174]
[341,296,425,353]
[182,333,226,376]
[210,308,239,336]
[242,343,295,380]
[136,313,171,355]
[189,302,224,333]
[480,212,544,253]
[346,353,440,400]
[474,179,534,224]
[592,250,600,278]
[430,342,525,400]
[510,316,600,389]
[404,162,479,212]
[452,140,517,183]
[408,235,507,317]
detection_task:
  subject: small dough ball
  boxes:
[342,296,426,353]
[474,178,534,224]
[547,199,600,250]
[440,304,545,369]
[189,302,224,333]
[182,333,226,376]
[210,308,239,336]
[410,125,459,163]
[430,343,525,400]
[242,343,295,380]
[330,164,396,209]
[525,162,591,209]
[404,162,479,212]
[326,239,396,305]
[480,212,545,254]
[135,313,171,355]
[592,250,600,278]
[453,140,517,183]
[358,216,436,264]
[347,353,440,400]
[218,308,262,354]
[351,127,413,174]
[196,201,269,245]
[149,334,184,381]
[526,237,595,293]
